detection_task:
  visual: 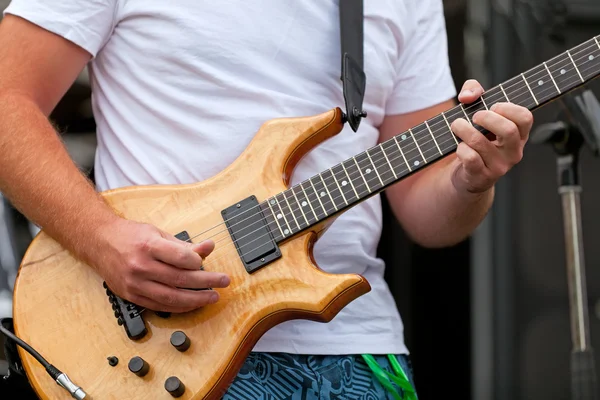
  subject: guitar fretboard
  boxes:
[259,35,600,243]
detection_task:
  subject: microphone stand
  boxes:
[531,90,600,400]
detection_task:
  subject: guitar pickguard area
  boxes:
[222,195,281,274]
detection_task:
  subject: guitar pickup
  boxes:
[103,282,147,340]
[222,195,281,273]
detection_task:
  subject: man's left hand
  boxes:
[450,79,533,194]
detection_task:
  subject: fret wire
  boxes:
[480,96,489,110]
[290,187,309,226]
[366,149,384,186]
[567,50,585,82]
[276,193,296,233]
[329,168,348,205]
[319,174,338,211]
[380,144,398,179]
[267,199,285,237]
[460,103,473,126]
[521,73,538,105]
[424,121,443,155]
[441,112,459,145]
[344,159,368,197]
[393,136,412,171]
[353,157,372,192]
[282,191,301,229]
[308,179,328,216]
[382,140,407,177]
[299,183,319,221]
[409,129,426,163]
[341,162,360,198]
[499,83,510,102]
[596,37,600,50]
[543,62,561,94]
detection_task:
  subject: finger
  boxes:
[127,293,196,314]
[472,110,522,159]
[137,280,221,310]
[147,261,230,289]
[190,240,215,259]
[458,79,484,104]
[490,102,534,139]
[456,142,486,175]
[451,118,502,170]
[150,238,203,270]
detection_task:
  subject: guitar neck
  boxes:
[261,35,600,243]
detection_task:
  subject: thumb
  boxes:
[190,240,215,259]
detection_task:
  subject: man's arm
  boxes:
[0,15,229,312]
[0,15,117,257]
[380,80,532,248]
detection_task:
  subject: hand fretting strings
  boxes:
[171,37,600,269]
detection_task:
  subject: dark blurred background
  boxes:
[1,1,600,399]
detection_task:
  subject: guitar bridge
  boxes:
[103,282,147,340]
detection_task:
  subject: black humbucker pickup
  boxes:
[222,195,281,273]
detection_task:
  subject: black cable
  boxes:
[0,318,50,371]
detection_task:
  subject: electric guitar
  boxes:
[11,35,600,399]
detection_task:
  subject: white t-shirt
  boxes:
[4,0,455,355]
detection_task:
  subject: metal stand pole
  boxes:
[556,145,598,400]
[533,106,600,400]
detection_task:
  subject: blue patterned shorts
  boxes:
[222,353,417,400]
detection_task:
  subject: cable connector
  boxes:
[47,364,86,399]
[56,373,87,400]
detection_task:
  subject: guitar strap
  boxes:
[340,3,415,398]
[339,0,367,132]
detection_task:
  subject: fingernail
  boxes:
[461,89,474,97]
[220,275,230,286]
[210,292,219,303]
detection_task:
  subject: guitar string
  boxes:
[175,39,600,247]
[173,39,600,246]
[174,45,600,258]
[180,48,600,263]
[194,59,600,269]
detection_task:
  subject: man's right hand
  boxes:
[90,218,231,313]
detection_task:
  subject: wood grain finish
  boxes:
[12,108,371,400]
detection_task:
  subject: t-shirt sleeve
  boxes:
[2,0,118,57]
[385,0,457,115]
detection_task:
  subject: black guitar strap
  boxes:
[339,0,367,132]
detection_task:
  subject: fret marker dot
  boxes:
[302,201,308,207]
[270,199,276,205]
[414,161,420,166]
[277,214,283,219]
[366,168,372,174]
[590,55,595,61]
[401,135,407,140]
[320,191,326,197]
[561,69,566,75]
[284,229,290,235]
[538,80,544,86]
[342,180,348,186]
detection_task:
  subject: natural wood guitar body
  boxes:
[12,108,371,399]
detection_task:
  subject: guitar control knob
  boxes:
[170,331,191,352]
[165,376,185,397]
[128,356,149,377]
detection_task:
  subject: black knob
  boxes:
[128,356,149,377]
[165,376,185,397]
[170,331,191,352]
[107,356,119,367]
